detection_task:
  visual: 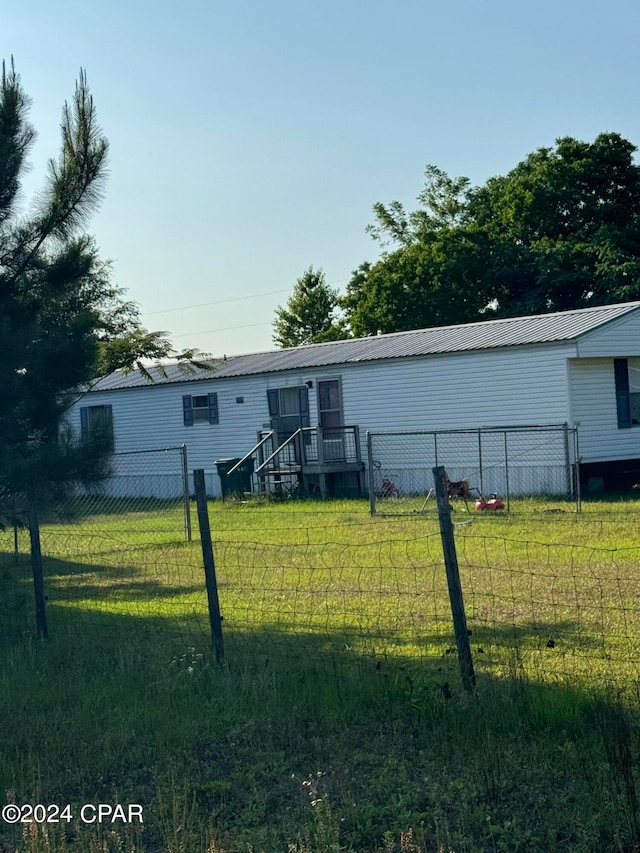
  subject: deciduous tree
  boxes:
[344,133,640,334]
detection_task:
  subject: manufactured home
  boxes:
[70,302,640,497]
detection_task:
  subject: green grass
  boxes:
[2,495,640,851]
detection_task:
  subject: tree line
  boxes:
[273,133,640,347]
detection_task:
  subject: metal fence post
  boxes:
[13,494,20,563]
[181,445,192,542]
[574,427,582,513]
[503,430,511,513]
[367,432,376,515]
[433,466,475,692]
[194,469,224,663]
[562,422,571,501]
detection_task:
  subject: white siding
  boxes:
[576,309,640,357]
[335,342,575,433]
[337,343,575,497]
[569,358,640,462]
[67,308,640,497]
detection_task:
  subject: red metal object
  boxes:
[475,497,505,511]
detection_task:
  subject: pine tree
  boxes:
[0,61,193,635]
[273,266,346,348]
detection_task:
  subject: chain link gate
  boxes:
[367,424,580,514]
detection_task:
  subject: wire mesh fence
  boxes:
[367,424,580,514]
[0,525,207,650]
[208,532,640,688]
[454,533,640,685]
[3,497,640,691]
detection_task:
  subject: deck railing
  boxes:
[304,425,361,465]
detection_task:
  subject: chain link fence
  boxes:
[60,445,192,538]
[7,446,193,553]
[1,447,194,643]
[367,424,580,514]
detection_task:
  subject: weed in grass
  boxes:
[156,777,200,853]
[299,772,343,853]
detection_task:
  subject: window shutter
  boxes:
[183,395,194,426]
[208,393,219,424]
[267,389,279,418]
[614,359,632,429]
[80,407,89,442]
[298,386,310,428]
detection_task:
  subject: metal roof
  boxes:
[90,301,640,392]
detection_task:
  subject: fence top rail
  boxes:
[112,446,187,458]
[367,424,575,438]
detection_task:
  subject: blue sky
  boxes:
[4,0,640,356]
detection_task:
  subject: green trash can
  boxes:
[215,457,254,500]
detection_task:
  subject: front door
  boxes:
[317,379,344,461]
[266,386,310,447]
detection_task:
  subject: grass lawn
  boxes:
[1,495,640,851]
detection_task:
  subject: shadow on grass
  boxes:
[43,555,205,602]
[0,552,208,646]
[4,600,640,853]
[9,600,624,704]
[39,596,638,692]
[37,552,201,589]
[3,548,632,679]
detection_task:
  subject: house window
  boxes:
[614,359,640,428]
[183,393,218,426]
[80,404,114,448]
[279,387,301,416]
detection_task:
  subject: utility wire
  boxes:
[141,289,290,316]
[140,279,350,317]
[171,321,272,338]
